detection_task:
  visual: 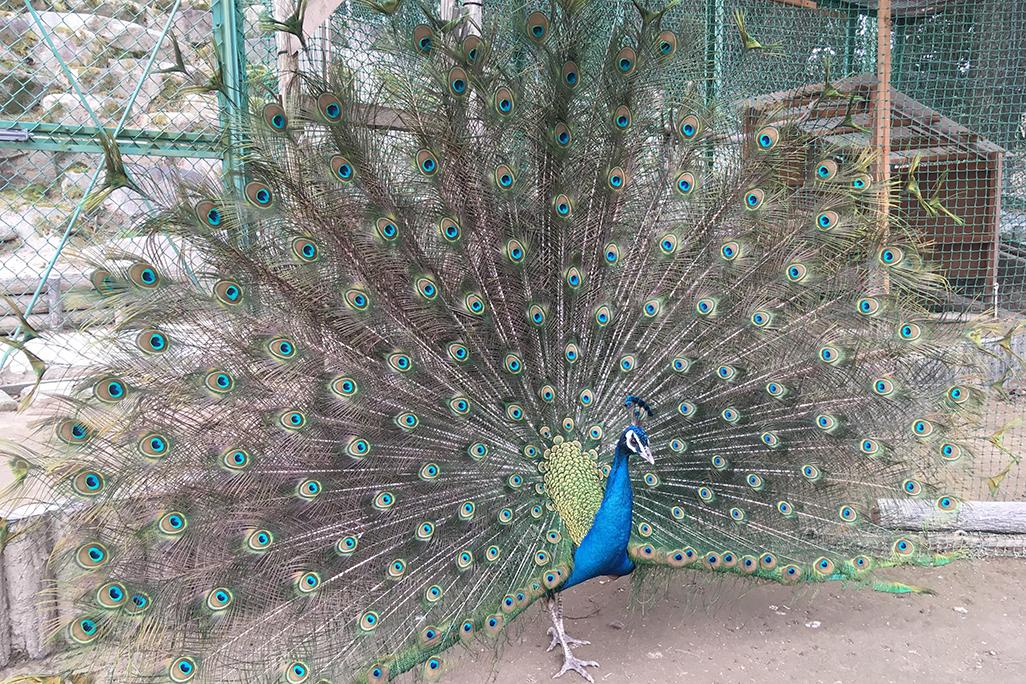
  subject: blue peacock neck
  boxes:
[560,439,637,590]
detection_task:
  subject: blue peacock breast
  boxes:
[561,452,636,590]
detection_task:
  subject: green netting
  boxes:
[889,0,1026,310]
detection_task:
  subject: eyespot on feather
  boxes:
[614,46,637,75]
[194,200,222,228]
[412,24,433,54]
[561,61,579,89]
[754,125,780,150]
[213,279,243,305]
[127,262,160,289]
[291,236,320,263]
[261,102,287,131]
[244,181,274,208]
[136,328,169,354]
[316,92,343,123]
[448,66,469,97]
[330,155,355,183]
[526,11,549,42]
[656,30,678,58]
[494,86,515,116]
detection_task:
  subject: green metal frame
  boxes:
[211,0,250,199]
[0,121,222,158]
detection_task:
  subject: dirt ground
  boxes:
[443,558,1026,684]
[0,558,1020,683]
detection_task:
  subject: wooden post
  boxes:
[873,0,892,190]
[873,0,892,291]
[991,151,1003,317]
[45,276,62,330]
[275,0,301,102]
[2,514,57,661]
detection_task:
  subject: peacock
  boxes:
[2,1,1007,682]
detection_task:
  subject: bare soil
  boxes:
[445,558,1026,684]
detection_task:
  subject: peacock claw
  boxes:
[546,596,598,680]
[553,654,600,682]
[546,626,590,652]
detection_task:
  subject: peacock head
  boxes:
[619,425,654,464]
[620,395,654,463]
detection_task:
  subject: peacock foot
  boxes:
[546,595,598,681]
[553,651,600,682]
[546,626,591,652]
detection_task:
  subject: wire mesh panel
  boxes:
[888,0,1026,308]
[0,0,224,342]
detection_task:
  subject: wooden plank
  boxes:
[1,514,57,661]
[990,151,1003,315]
[45,275,62,330]
[0,546,10,667]
[877,499,1026,534]
[768,0,817,8]
[921,531,1026,555]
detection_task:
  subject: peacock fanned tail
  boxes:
[7,1,998,682]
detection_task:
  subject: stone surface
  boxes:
[162,8,213,46]
[0,68,47,116]
[0,391,17,412]
[0,149,57,190]
[0,207,52,243]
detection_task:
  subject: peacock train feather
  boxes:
[3,1,1006,682]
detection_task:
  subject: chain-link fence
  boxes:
[1,0,1025,498]
[0,0,231,346]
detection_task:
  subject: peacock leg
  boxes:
[546,595,599,681]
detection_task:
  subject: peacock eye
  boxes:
[675,171,696,195]
[743,188,765,209]
[755,126,780,150]
[677,113,702,140]
[317,92,343,123]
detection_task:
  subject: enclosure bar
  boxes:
[0,138,223,159]
[211,0,251,248]
[0,121,221,158]
[0,0,186,373]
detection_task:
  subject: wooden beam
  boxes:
[877,499,1026,534]
[768,0,817,8]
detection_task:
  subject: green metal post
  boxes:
[844,9,859,75]
[704,0,720,105]
[891,16,905,85]
[211,0,251,247]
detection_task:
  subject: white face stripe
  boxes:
[625,429,641,453]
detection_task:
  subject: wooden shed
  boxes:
[742,74,1005,301]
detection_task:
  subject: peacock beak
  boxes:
[639,443,654,464]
